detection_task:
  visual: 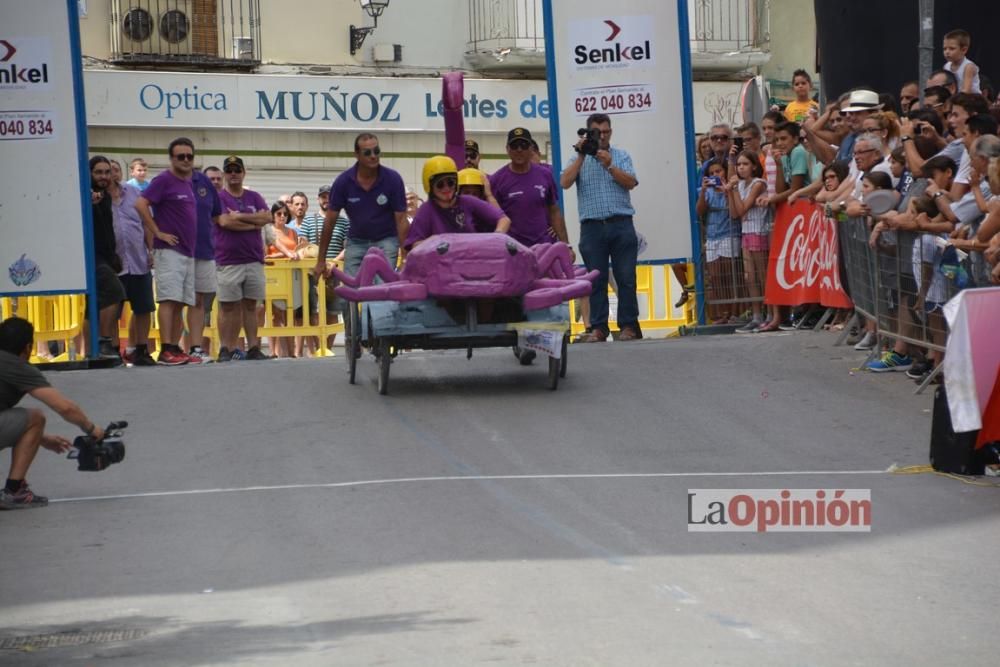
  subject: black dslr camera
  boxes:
[575,127,601,156]
[69,421,127,471]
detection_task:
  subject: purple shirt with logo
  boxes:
[192,170,222,260]
[214,188,268,266]
[111,182,148,276]
[329,163,406,241]
[142,170,197,257]
[405,195,505,249]
[489,163,558,246]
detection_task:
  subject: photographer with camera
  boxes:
[0,317,106,509]
[560,113,641,342]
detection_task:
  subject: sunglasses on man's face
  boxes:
[433,177,457,190]
[509,140,531,151]
[710,135,730,142]
[224,167,243,174]
[361,146,381,157]
[172,153,194,161]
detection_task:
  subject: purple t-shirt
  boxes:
[192,171,222,260]
[405,195,505,250]
[329,163,406,241]
[489,163,558,246]
[142,170,197,257]
[213,188,268,266]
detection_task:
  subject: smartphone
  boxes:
[733,137,745,152]
[708,175,723,187]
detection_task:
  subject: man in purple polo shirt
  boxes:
[490,127,569,248]
[313,132,408,280]
[213,155,272,362]
[405,155,510,250]
[135,137,206,366]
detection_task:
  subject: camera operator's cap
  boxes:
[464,139,480,154]
[842,89,883,112]
[506,127,533,145]
[318,184,331,196]
[223,155,245,170]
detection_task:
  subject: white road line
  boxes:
[51,469,892,504]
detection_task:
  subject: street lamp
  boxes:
[350,0,391,56]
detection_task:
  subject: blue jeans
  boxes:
[579,215,639,333]
[344,236,400,276]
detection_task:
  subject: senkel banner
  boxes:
[543,0,698,262]
[765,201,852,309]
[0,0,91,295]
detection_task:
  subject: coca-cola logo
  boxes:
[775,205,842,292]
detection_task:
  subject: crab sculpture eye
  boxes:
[506,241,518,256]
[436,242,450,255]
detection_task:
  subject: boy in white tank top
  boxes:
[943,29,981,94]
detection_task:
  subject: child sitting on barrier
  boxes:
[696,159,739,324]
[726,151,771,332]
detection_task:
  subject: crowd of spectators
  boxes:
[692,29,1000,383]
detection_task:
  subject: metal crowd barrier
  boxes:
[838,215,993,390]
[697,222,766,324]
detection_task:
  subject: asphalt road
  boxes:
[1,331,998,666]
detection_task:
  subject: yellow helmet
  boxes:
[458,168,485,188]
[422,155,458,194]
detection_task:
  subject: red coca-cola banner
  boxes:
[765,201,852,308]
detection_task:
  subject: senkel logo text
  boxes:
[0,37,52,91]
[687,489,871,532]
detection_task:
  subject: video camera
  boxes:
[69,421,127,471]
[575,127,601,157]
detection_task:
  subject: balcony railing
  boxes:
[465,0,769,72]
[466,0,545,70]
[109,0,262,69]
[689,0,769,54]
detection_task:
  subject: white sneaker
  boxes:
[188,347,213,364]
[853,331,877,351]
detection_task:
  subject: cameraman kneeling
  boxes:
[0,317,105,509]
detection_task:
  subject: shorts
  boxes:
[153,248,196,306]
[194,259,217,294]
[705,237,739,262]
[0,408,29,450]
[306,275,340,315]
[217,262,266,303]
[119,273,155,315]
[742,233,769,252]
[95,262,126,310]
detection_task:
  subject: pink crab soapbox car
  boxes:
[331,234,599,394]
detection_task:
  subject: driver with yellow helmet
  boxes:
[404,156,511,250]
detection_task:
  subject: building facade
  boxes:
[79,0,807,201]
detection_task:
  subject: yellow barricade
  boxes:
[1,294,86,363]
[568,264,696,338]
[115,259,346,357]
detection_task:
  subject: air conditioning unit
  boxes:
[233,37,253,60]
